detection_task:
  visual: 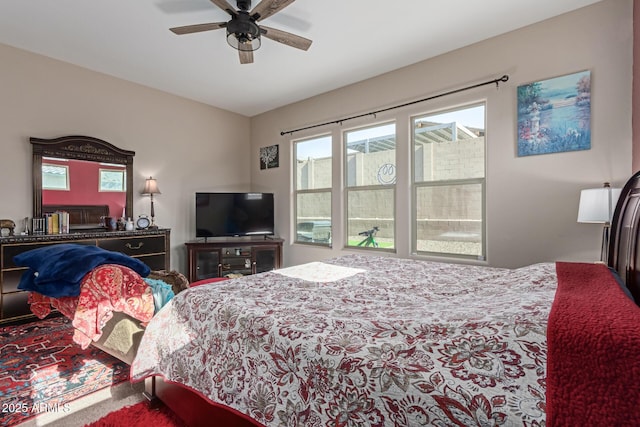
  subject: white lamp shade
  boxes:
[577,187,621,223]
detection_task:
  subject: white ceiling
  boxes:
[0,0,601,117]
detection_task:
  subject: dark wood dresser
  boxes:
[0,228,170,324]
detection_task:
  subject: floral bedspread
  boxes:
[131,254,557,427]
[28,264,154,349]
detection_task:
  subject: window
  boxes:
[294,135,332,245]
[99,168,126,192]
[344,122,396,250]
[412,104,486,259]
[42,164,69,190]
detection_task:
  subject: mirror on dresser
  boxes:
[31,135,134,230]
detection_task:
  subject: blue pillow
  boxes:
[14,244,150,298]
[144,277,175,314]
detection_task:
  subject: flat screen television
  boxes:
[195,192,275,237]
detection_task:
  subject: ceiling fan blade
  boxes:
[239,50,254,64]
[261,25,312,50]
[170,22,227,35]
[251,0,296,21]
[209,0,237,16]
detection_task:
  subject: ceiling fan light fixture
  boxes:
[226,11,261,51]
[227,31,261,51]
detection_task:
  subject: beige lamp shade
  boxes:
[142,177,161,195]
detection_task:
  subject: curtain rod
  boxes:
[280,74,509,136]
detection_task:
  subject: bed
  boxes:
[21,175,640,425]
[133,257,555,426]
[128,172,640,427]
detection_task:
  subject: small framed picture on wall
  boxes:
[260,144,279,169]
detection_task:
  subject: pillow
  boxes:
[147,269,189,295]
[143,277,175,313]
[14,244,150,298]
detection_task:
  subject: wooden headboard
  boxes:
[608,171,640,303]
[42,204,109,229]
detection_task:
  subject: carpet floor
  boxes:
[84,400,185,427]
[0,316,134,426]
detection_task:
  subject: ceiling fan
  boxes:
[170,0,312,64]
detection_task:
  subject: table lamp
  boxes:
[577,182,621,263]
[142,177,161,229]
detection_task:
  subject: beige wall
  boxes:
[250,0,633,268]
[0,43,251,271]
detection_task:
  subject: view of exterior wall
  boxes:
[415,182,483,255]
[296,157,331,190]
[416,137,485,181]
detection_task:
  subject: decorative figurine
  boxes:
[0,219,16,237]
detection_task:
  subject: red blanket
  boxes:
[28,264,154,349]
[547,262,640,426]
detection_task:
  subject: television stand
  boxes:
[185,237,283,283]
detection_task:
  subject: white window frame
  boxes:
[343,121,397,251]
[293,134,333,246]
[99,168,126,192]
[42,163,69,191]
[411,102,487,261]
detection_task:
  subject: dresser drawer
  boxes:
[2,240,96,269]
[1,291,32,320]
[137,254,167,271]
[98,235,166,257]
[1,270,24,293]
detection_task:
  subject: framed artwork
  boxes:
[260,144,279,169]
[99,169,126,192]
[517,70,591,156]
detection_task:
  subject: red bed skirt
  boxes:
[547,262,640,426]
[147,376,265,427]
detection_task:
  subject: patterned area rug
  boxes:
[0,316,129,426]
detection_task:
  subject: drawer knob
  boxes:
[125,242,144,250]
